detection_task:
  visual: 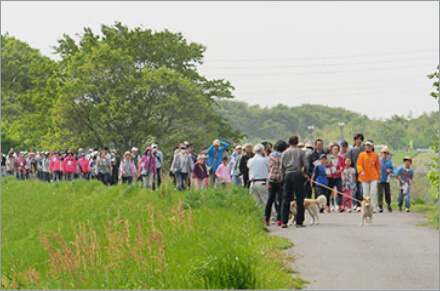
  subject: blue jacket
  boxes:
[379,158,394,183]
[206,141,229,172]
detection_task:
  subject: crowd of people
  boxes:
[1,133,414,228]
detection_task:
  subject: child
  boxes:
[311,154,330,213]
[396,156,414,212]
[215,156,231,188]
[341,157,356,212]
[192,155,208,189]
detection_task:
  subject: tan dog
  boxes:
[360,197,374,226]
[288,195,327,225]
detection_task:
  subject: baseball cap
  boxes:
[341,141,348,147]
[235,145,242,149]
[319,154,327,159]
[365,139,375,146]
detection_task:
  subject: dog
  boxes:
[360,197,374,226]
[288,195,327,226]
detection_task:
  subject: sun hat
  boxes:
[403,156,413,163]
[124,151,131,156]
[151,143,158,149]
[213,139,221,146]
[381,147,390,154]
[298,142,305,148]
[305,142,313,149]
[365,139,375,146]
[235,145,242,149]
[131,147,138,152]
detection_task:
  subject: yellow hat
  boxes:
[213,139,220,146]
[381,147,390,154]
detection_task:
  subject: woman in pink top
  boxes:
[327,144,345,212]
[215,156,231,188]
[49,150,63,181]
[63,150,77,181]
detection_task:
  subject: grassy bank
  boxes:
[1,177,307,289]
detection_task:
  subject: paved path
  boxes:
[270,210,439,290]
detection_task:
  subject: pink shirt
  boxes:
[215,164,231,183]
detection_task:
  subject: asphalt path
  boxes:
[270,210,439,290]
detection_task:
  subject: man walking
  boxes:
[308,139,324,198]
[239,143,254,188]
[247,144,269,210]
[347,133,365,211]
[280,136,309,228]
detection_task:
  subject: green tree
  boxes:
[427,65,439,199]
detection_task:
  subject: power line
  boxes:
[205,48,439,63]
[200,56,439,70]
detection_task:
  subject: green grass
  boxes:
[1,177,306,289]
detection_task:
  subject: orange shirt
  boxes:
[356,151,380,182]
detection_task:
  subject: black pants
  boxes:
[153,168,162,190]
[265,181,283,222]
[315,185,329,204]
[328,177,343,206]
[304,177,313,199]
[122,176,133,185]
[243,176,250,188]
[353,173,363,207]
[377,182,391,207]
[281,172,305,225]
[99,172,110,185]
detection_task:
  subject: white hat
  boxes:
[88,148,93,152]
[151,143,158,148]
[235,145,242,149]
[131,147,138,151]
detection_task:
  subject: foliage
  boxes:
[1,178,306,289]
[426,66,439,199]
[216,100,438,150]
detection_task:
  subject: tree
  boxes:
[427,65,439,199]
[51,23,241,153]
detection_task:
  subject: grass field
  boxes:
[1,177,308,289]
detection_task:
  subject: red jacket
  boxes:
[327,154,345,179]
[78,157,90,173]
[49,156,62,172]
[62,156,77,174]
[14,157,27,173]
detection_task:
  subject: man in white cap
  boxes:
[151,143,164,189]
[230,145,243,186]
[247,144,269,210]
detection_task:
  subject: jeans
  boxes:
[328,177,343,206]
[53,171,62,182]
[281,172,305,225]
[81,172,90,180]
[232,175,242,186]
[377,182,391,207]
[398,187,411,209]
[65,172,75,181]
[100,172,111,185]
[265,181,283,222]
[17,172,25,180]
[176,172,189,191]
[353,173,363,207]
[122,176,133,185]
[362,180,379,209]
[7,170,14,176]
[43,172,51,183]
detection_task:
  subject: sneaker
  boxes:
[281,224,288,228]
[339,206,345,212]
[356,206,361,212]
[296,223,306,228]
[347,208,352,213]
[326,206,331,213]
[387,205,392,213]
[264,221,270,227]
[405,208,410,212]
[379,207,383,213]
[399,207,402,211]
[276,221,282,227]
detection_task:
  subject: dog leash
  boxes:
[305,175,363,204]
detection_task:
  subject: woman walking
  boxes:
[119,151,137,185]
[139,147,157,190]
[96,151,112,186]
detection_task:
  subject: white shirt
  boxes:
[247,154,269,180]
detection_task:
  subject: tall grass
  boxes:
[1,177,306,289]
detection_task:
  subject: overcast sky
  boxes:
[2,1,439,119]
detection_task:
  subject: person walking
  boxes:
[78,153,90,180]
[265,140,288,227]
[280,136,309,228]
[6,153,15,176]
[139,147,157,190]
[96,151,112,186]
[311,154,330,212]
[192,155,208,189]
[131,147,140,182]
[378,147,394,212]
[239,143,254,188]
[49,150,63,181]
[327,144,345,212]
[110,149,120,185]
[14,152,27,180]
[340,140,349,156]
[247,144,270,212]
[341,157,357,212]
[151,143,164,190]
[216,156,232,188]
[171,144,194,191]
[396,156,414,212]
[308,139,324,199]
[230,145,243,186]
[42,152,51,182]
[356,139,380,213]
[206,139,229,187]
[62,150,77,181]
[119,151,137,185]
[347,133,365,211]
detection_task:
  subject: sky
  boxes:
[1,1,439,119]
